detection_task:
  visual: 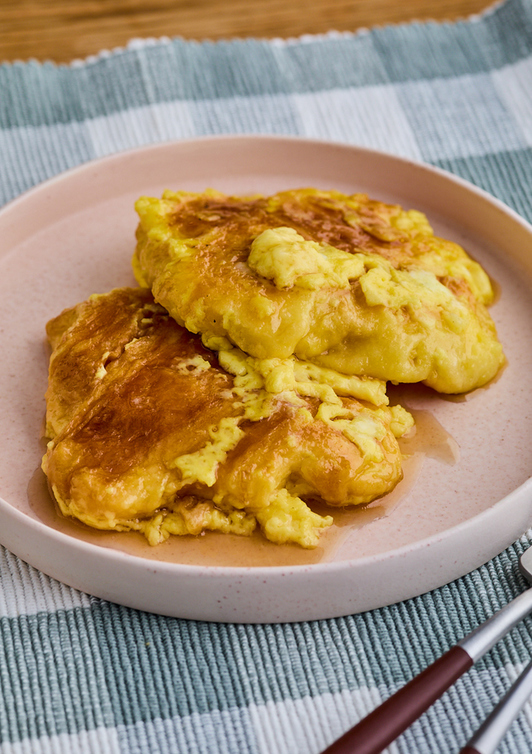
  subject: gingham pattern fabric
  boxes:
[1,0,532,751]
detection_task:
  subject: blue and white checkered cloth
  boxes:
[2,1,532,751]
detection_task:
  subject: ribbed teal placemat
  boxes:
[2,1,532,751]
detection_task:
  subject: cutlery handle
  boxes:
[322,645,472,754]
[459,656,532,754]
[321,588,532,754]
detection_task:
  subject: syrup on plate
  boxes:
[29,402,457,567]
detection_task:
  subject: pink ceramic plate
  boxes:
[1,135,531,623]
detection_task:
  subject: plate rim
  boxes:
[3,132,532,234]
[2,472,532,576]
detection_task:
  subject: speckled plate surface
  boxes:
[1,135,531,623]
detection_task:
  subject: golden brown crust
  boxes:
[45,288,163,438]
[133,188,505,394]
[42,287,405,547]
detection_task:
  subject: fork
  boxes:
[322,546,532,754]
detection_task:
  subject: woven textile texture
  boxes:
[2,0,532,751]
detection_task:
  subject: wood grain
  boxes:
[0,0,498,64]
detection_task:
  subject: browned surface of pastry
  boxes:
[43,287,406,547]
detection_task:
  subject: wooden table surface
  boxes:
[1,0,499,64]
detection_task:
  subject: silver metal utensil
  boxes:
[322,545,532,754]
[459,546,532,754]
[461,655,532,754]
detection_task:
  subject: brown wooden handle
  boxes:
[459,748,481,754]
[322,645,473,754]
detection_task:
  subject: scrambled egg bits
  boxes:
[134,188,504,393]
[42,188,505,548]
[43,288,411,548]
